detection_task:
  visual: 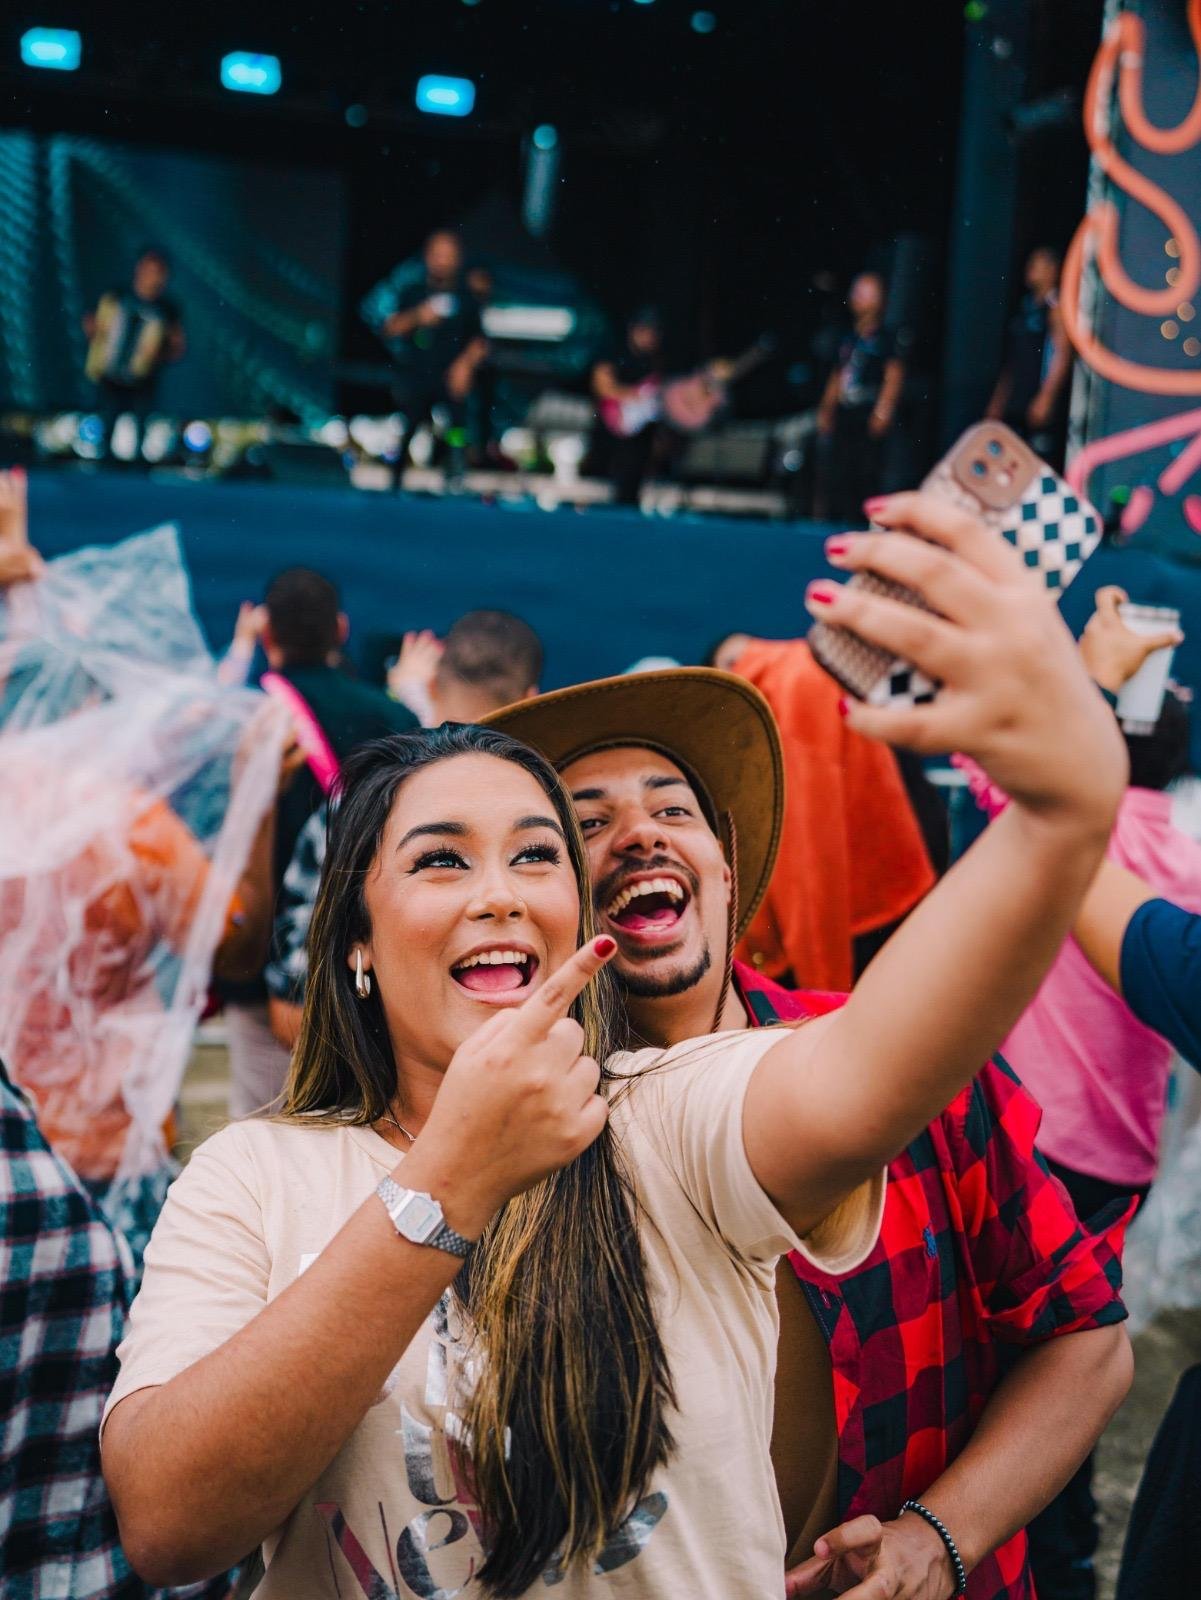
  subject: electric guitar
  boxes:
[598,336,774,437]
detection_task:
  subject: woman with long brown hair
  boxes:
[102,497,1126,1599]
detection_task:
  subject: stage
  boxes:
[25,470,1201,761]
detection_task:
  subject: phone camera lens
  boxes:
[972,459,987,477]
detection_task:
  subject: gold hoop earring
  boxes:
[355,948,372,1000]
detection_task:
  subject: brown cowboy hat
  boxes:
[483,668,784,937]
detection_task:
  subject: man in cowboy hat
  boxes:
[485,664,1131,1600]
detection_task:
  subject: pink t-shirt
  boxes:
[999,788,1201,1187]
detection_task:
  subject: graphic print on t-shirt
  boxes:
[314,1290,668,1597]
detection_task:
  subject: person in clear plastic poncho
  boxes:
[0,498,289,1269]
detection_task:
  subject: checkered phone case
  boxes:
[810,426,1103,708]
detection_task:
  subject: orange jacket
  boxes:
[733,638,935,990]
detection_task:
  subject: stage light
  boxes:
[21,28,81,71]
[415,75,475,117]
[690,11,717,34]
[183,420,213,453]
[220,52,282,96]
[532,124,558,151]
[345,103,368,128]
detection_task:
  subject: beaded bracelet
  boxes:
[899,1499,968,1598]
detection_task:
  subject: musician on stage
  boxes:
[380,230,489,487]
[814,270,905,521]
[986,245,1072,471]
[587,307,669,507]
[83,248,185,465]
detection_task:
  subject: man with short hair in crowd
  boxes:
[263,608,543,1047]
[221,568,416,1118]
[486,642,1132,1600]
[386,607,543,727]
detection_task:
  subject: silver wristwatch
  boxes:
[376,1176,475,1260]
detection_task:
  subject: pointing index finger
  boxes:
[513,937,616,1037]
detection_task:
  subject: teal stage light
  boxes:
[532,124,558,151]
[415,75,475,117]
[220,52,282,95]
[21,29,81,71]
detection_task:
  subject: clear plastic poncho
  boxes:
[0,525,288,1256]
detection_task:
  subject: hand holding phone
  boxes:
[808,421,1102,706]
[802,493,1126,823]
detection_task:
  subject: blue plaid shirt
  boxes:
[0,1060,145,1598]
[1,1063,237,1600]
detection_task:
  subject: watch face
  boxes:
[396,1192,441,1242]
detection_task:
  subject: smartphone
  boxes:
[807,421,1102,707]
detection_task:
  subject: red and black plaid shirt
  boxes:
[735,962,1129,1600]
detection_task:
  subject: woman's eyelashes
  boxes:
[409,840,562,874]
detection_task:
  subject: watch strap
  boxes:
[376,1175,475,1259]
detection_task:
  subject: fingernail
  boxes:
[863,495,889,515]
[825,536,852,558]
[837,696,850,718]
[10,466,25,482]
[807,583,837,606]
[814,1539,830,1558]
[594,936,617,957]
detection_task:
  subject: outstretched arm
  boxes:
[745,493,1127,1235]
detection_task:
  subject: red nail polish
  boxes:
[863,495,888,515]
[825,537,850,557]
[808,585,837,606]
[595,936,617,957]
[837,696,850,718]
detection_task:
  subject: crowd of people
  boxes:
[2,414,1201,1600]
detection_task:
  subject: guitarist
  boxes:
[588,306,667,506]
[83,248,185,466]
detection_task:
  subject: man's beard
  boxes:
[615,942,712,1000]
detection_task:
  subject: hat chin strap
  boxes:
[711,810,739,1036]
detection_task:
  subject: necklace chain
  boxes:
[381,1109,416,1145]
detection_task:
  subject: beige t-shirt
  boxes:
[106,1028,883,1599]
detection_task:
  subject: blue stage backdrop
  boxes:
[25,470,1201,767]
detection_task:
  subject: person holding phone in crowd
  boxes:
[102,494,1127,1598]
